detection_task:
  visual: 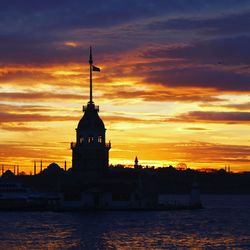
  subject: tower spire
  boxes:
[89,46,93,104]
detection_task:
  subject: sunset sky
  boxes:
[0,1,250,172]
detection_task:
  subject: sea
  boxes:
[0,195,249,249]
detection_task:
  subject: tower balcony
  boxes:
[71,141,111,149]
[71,142,76,149]
[83,105,99,112]
[106,141,111,149]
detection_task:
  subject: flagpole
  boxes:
[89,46,93,104]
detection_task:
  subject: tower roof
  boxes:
[77,103,105,131]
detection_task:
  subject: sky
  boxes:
[0,0,250,172]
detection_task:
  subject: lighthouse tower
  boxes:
[71,47,111,173]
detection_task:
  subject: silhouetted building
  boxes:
[71,47,111,174]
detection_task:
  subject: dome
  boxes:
[77,105,105,131]
[42,163,64,175]
[1,170,15,180]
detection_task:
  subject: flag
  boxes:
[92,65,100,72]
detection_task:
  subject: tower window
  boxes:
[98,135,102,143]
[88,136,94,143]
[80,136,84,144]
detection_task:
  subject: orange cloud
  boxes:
[0,112,77,123]
[0,91,85,101]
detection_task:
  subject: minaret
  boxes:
[34,160,37,175]
[40,160,42,173]
[134,156,142,169]
[134,156,138,169]
[71,47,111,173]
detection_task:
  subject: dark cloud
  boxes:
[3,0,243,32]
[0,36,87,64]
[103,111,250,124]
[148,11,250,36]
[1,1,250,65]
[170,111,250,123]
[0,1,161,31]
[145,67,250,91]
[141,36,250,91]
[144,36,250,65]
[0,1,181,65]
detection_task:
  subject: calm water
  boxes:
[0,195,249,249]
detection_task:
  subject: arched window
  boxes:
[80,136,84,144]
[88,136,94,143]
[98,135,102,143]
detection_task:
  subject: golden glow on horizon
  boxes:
[0,53,249,173]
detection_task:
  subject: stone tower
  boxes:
[71,47,111,173]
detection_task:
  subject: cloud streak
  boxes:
[148,11,250,36]
[0,91,86,101]
[170,111,250,124]
[0,112,77,123]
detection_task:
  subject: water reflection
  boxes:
[0,195,250,249]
